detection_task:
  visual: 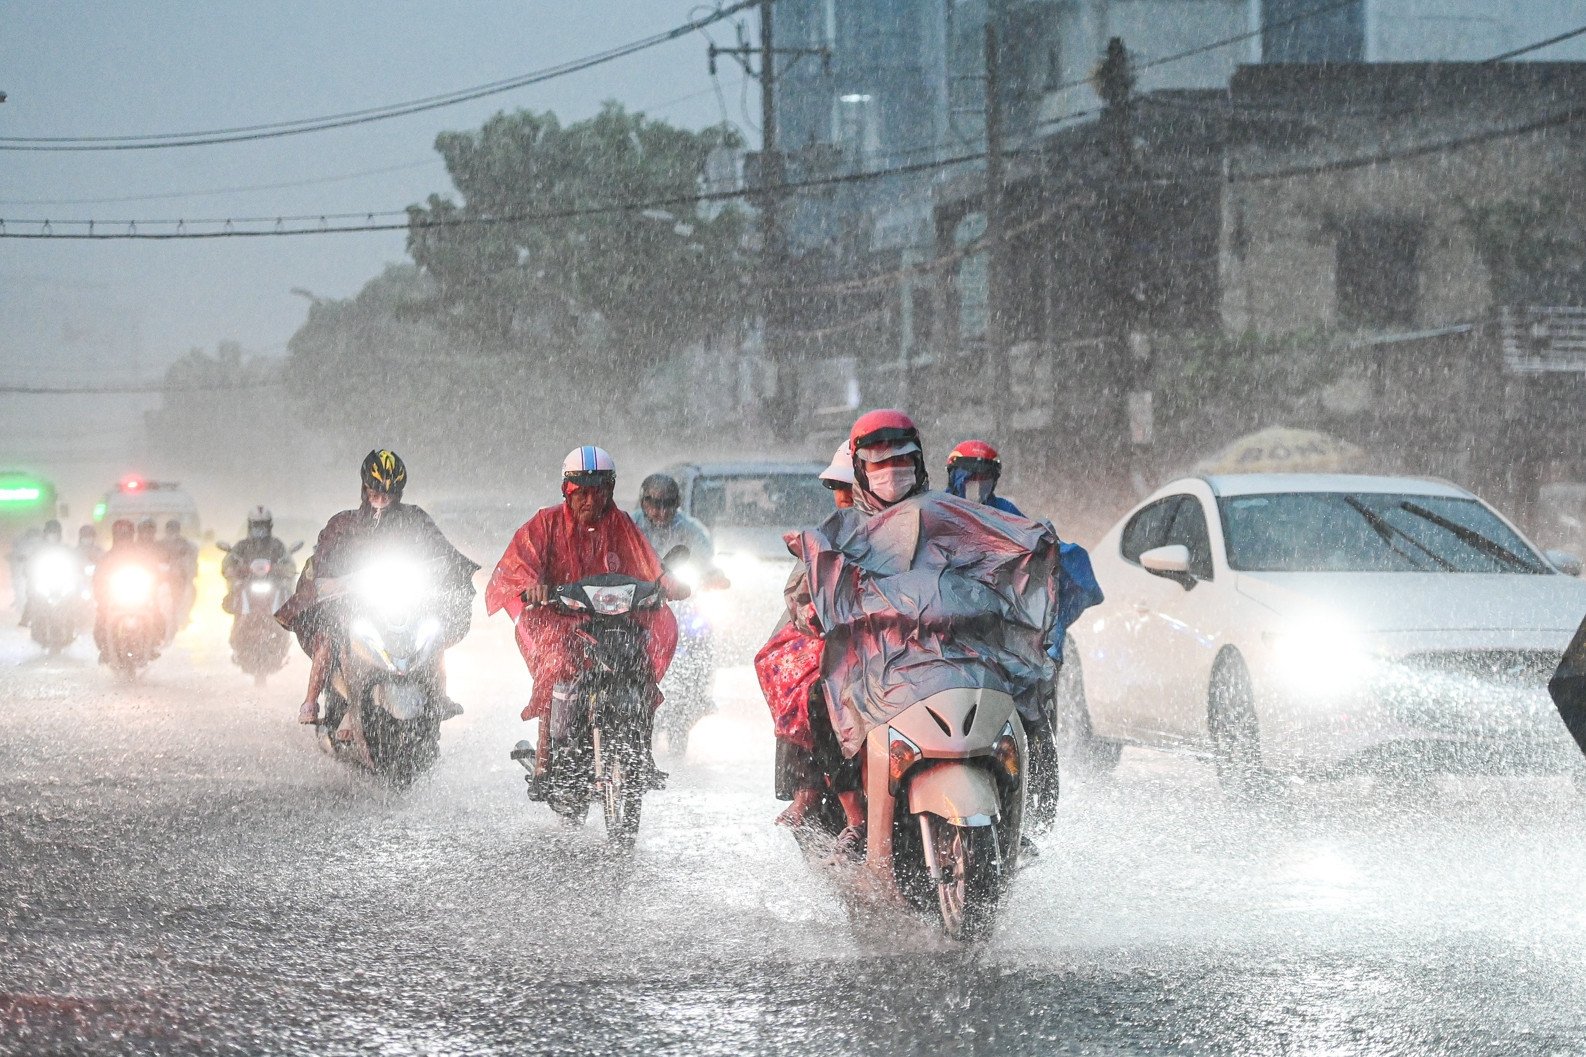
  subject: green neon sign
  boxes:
[0,486,42,504]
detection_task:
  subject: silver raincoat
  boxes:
[786,491,1059,758]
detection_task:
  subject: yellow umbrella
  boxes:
[1194,427,1366,475]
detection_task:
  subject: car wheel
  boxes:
[1056,641,1122,779]
[1208,651,1281,803]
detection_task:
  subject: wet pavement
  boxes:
[6,608,1586,1055]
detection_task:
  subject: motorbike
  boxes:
[655,582,726,751]
[513,546,688,848]
[217,540,302,686]
[26,546,88,655]
[314,552,469,787]
[797,682,1028,940]
[99,560,166,679]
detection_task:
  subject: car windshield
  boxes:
[690,473,831,529]
[1219,492,1550,574]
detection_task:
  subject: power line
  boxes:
[0,0,765,152]
[0,157,443,208]
[0,380,284,395]
[1485,22,1586,63]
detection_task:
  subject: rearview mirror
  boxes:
[216,540,232,552]
[290,541,304,554]
[1140,544,1196,588]
[662,544,691,569]
[1547,549,1583,577]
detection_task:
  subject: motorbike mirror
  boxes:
[290,541,304,553]
[216,540,233,552]
[662,544,691,569]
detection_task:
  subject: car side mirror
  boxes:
[1547,549,1583,577]
[290,541,304,554]
[216,540,232,552]
[662,544,691,569]
[1140,544,1196,588]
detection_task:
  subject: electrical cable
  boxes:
[0,0,766,151]
[0,157,444,208]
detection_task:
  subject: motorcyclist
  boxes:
[8,526,43,617]
[819,443,854,509]
[485,446,685,793]
[18,520,68,628]
[93,519,160,663]
[763,410,929,850]
[222,506,295,615]
[633,473,728,589]
[276,450,477,727]
[160,518,199,630]
[76,524,104,568]
[945,440,1023,515]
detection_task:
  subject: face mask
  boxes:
[866,465,917,504]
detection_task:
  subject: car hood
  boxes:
[1234,571,1586,633]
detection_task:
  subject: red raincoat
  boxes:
[485,502,679,720]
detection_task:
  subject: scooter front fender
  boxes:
[906,761,1001,827]
[374,680,427,721]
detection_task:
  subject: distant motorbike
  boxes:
[314,552,470,787]
[218,539,302,686]
[26,546,87,655]
[100,561,166,679]
[656,585,726,751]
[514,546,688,848]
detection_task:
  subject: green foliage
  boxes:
[406,103,749,376]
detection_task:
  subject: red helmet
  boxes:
[850,409,922,463]
[947,440,1000,468]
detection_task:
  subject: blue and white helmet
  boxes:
[562,445,616,489]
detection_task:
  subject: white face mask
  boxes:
[866,465,917,504]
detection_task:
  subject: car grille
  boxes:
[1394,649,1559,688]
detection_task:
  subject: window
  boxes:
[689,473,834,530]
[1120,497,1184,564]
[1163,498,1215,580]
[1262,0,1364,62]
[1336,218,1423,329]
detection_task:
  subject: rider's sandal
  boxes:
[826,825,865,862]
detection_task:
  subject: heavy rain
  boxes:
[6,2,1586,1054]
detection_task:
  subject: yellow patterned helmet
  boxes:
[360,449,407,496]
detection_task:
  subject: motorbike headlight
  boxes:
[248,580,275,596]
[415,615,443,649]
[1265,614,1371,694]
[109,566,156,607]
[357,557,429,615]
[32,552,78,595]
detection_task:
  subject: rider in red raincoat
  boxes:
[486,446,682,784]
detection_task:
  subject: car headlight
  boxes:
[109,566,156,607]
[1264,613,1371,693]
[714,552,786,591]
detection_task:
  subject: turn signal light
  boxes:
[993,723,1020,778]
[888,730,921,786]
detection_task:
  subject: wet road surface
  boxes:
[6,610,1586,1055]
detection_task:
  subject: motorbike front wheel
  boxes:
[929,821,1003,940]
[600,744,644,848]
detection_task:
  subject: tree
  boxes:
[406,103,749,393]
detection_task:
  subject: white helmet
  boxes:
[562,445,616,487]
[819,442,855,488]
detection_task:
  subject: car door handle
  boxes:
[1132,603,1151,615]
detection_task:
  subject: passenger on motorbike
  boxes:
[161,518,199,631]
[819,443,855,509]
[945,440,1023,515]
[93,519,161,663]
[764,410,929,851]
[76,525,104,568]
[485,446,686,791]
[276,450,476,727]
[222,507,295,615]
[633,473,728,589]
[18,520,68,629]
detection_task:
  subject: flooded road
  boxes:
[6,611,1586,1055]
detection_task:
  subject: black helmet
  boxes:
[111,519,134,544]
[78,525,96,542]
[42,519,62,541]
[164,518,181,535]
[361,449,407,496]
[247,505,273,539]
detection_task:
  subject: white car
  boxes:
[1061,473,1586,793]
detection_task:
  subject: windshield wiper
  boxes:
[1397,501,1534,571]
[1342,496,1456,571]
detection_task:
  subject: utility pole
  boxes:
[1095,37,1148,494]
[984,13,1010,440]
[709,2,828,441]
